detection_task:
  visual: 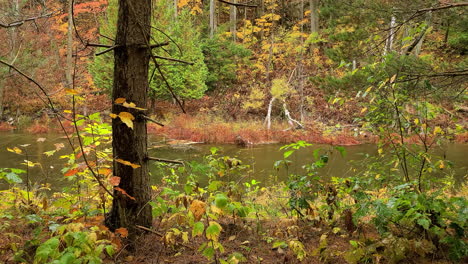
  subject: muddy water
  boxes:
[0,132,466,190]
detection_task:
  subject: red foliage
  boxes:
[455,132,468,143]
[27,121,49,134]
[0,122,14,131]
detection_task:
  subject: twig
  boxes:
[146,157,184,165]
[135,225,195,250]
[142,115,164,127]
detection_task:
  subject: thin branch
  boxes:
[95,45,119,56]
[146,157,184,165]
[416,2,468,13]
[142,115,164,127]
[0,12,53,28]
[135,225,195,250]
[153,55,194,65]
[217,0,257,8]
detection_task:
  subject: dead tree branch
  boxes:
[217,0,257,8]
[0,12,53,28]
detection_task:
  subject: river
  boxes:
[0,132,466,190]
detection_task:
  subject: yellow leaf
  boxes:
[109,113,118,119]
[98,168,112,175]
[433,126,442,135]
[63,110,72,114]
[365,86,372,93]
[390,74,397,83]
[65,89,79,95]
[118,112,135,129]
[114,98,126,104]
[115,158,141,169]
[439,161,445,169]
[414,118,419,125]
[360,107,367,114]
[7,147,22,154]
[123,102,146,111]
[189,200,206,221]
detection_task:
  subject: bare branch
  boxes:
[217,0,257,8]
[146,157,184,165]
[0,12,53,28]
[416,2,468,13]
[142,115,164,127]
[153,55,194,65]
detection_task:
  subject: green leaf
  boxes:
[283,150,294,159]
[206,221,222,241]
[192,222,204,237]
[5,172,22,183]
[214,194,229,209]
[417,218,431,230]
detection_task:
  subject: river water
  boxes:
[0,132,466,190]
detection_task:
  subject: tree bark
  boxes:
[66,0,73,88]
[230,0,237,40]
[309,0,319,33]
[265,97,276,130]
[209,0,216,38]
[105,0,152,240]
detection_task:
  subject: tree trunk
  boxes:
[66,0,73,88]
[309,0,319,33]
[384,15,396,55]
[105,0,152,240]
[265,97,276,130]
[209,0,216,38]
[230,0,237,41]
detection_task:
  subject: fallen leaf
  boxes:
[37,137,46,142]
[115,227,128,238]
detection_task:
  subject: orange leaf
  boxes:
[115,227,128,238]
[114,98,126,104]
[109,176,120,186]
[98,168,112,176]
[115,187,136,200]
[115,158,141,169]
[65,168,79,177]
[189,200,206,221]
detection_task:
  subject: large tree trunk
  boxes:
[106,0,152,240]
